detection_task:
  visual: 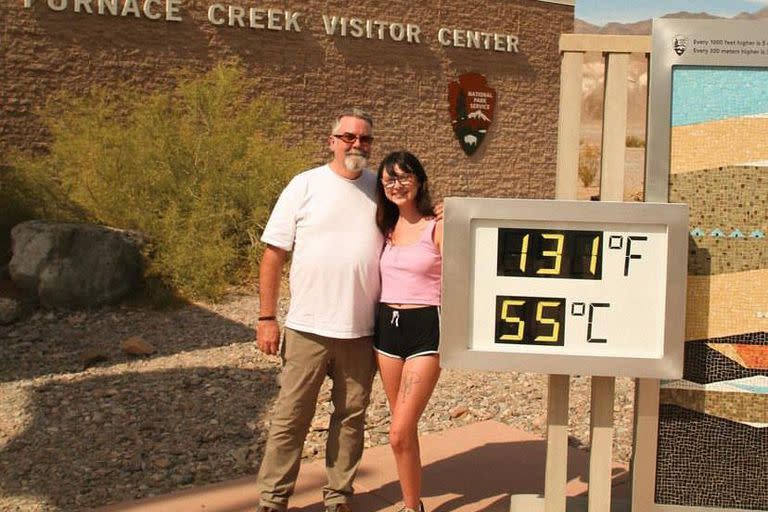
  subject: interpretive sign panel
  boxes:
[440,198,688,378]
[646,19,768,510]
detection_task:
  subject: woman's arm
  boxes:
[433,219,444,253]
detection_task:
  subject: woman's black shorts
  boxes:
[374,303,440,360]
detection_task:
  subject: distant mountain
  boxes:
[574,6,768,132]
[734,7,768,20]
[575,8,768,35]
[573,19,598,33]
[599,20,653,35]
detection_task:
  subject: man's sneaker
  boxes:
[325,504,352,512]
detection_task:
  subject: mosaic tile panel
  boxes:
[662,375,768,393]
[709,343,768,369]
[662,66,768,509]
[671,165,768,276]
[670,166,767,232]
[687,237,767,275]
[735,345,768,369]
[659,388,767,426]
[683,333,768,384]
[685,271,768,340]
[670,109,768,174]
[656,405,768,510]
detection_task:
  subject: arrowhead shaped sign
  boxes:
[448,73,496,156]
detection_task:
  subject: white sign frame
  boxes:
[645,19,768,203]
[440,197,688,378]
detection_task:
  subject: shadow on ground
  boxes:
[362,440,627,512]
[0,365,279,510]
[286,437,628,512]
[0,301,256,382]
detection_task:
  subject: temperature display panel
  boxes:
[497,228,603,280]
[495,295,566,346]
[478,222,662,357]
[439,198,689,379]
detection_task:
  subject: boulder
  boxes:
[9,221,143,309]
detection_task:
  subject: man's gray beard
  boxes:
[344,154,368,173]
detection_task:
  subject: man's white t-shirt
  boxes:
[261,164,383,339]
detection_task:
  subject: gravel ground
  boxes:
[0,289,635,511]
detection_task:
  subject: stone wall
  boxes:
[0,0,572,201]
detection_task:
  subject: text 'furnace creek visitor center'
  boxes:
[2,0,575,199]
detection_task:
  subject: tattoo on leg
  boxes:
[400,370,422,398]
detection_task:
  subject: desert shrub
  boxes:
[578,143,600,188]
[0,159,84,263]
[9,63,310,299]
[626,134,645,148]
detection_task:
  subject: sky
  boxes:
[575,0,768,26]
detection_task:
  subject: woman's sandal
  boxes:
[398,501,425,512]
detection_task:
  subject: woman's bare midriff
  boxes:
[384,303,432,309]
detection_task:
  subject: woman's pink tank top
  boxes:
[379,218,442,305]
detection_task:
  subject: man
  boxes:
[255,108,382,512]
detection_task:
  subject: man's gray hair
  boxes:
[331,108,373,133]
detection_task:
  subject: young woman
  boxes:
[375,151,442,512]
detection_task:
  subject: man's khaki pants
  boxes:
[256,328,376,511]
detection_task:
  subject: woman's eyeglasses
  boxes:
[382,175,414,189]
[333,133,374,145]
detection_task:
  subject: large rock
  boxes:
[9,221,143,309]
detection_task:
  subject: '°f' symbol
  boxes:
[608,235,648,276]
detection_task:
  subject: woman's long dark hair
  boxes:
[375,151,435,236]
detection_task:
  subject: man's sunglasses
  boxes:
[333,133,374,145]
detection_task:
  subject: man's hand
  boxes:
[434,201,444,221]
[256,244,287,356]
[257,320,280,355]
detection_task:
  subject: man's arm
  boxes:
[434,201,444,220]
[256,244,287,355]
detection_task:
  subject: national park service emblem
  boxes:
[448,73,496,156]
[673,34,688,56]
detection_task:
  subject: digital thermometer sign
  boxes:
[440,198,688,379]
